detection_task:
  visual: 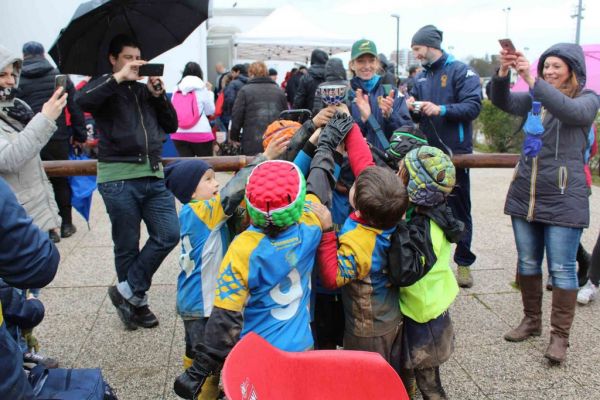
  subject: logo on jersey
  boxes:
[441,74,448,88]
[466,69,477,78]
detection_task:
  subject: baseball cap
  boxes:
[351,39,377,60]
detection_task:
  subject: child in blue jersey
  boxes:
[173,113,355,399]
[311,120,408,370]
[165,136,287,398]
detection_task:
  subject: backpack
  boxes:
[172,90,201,129]
[28,365,117,399]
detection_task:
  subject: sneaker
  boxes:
[23,351,59,369]
[60,223,77,238]
[456,266,473,288]
[577,280,598,305]
[48,230,60,243]
[107,286,137,330]
[546,277,553,291]
[132,305,159,328]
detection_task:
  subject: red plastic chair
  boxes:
[222,333,409,400]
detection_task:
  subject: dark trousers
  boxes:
[447,167,476,266]
[173,140,214,157]
[589,231,600,286]
[40,140,72,225]
[98,177,179,304]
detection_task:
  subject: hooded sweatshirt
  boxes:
[491,43,600,228]
[292,49,329,113]
[170,75,216,143]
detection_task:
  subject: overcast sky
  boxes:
[217,0,599,61]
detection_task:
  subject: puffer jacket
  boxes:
[18,56,87,142]
[293,49,329,114]
[0,47,60,231]
[491,43,600,228]
[229,77,287,156]
[76,74,178,171]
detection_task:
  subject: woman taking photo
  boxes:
[171,62,215,157]
[490,43,599,364]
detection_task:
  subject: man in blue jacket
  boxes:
[0,177,60,399]
[408,25,482,288]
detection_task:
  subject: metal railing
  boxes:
[42,154,520,177]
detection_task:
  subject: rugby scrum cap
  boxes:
[404,146,455,207]
[245,160,306,229]
[386,125,429,163]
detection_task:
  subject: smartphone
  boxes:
[279,109,312,124]
[55,74,68,95]
[498,38,516,54]
[138,63,164,77]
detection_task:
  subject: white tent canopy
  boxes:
[233,5,354,63]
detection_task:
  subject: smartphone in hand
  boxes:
[55,74,68,95]
[138,63,164,77]
[498,38,516,54]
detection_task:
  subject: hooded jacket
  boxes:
[17,56,87,142]
[491,43,600,228]
[229,76,287,155]
[410,52,482,154]
[76,73,178,171]
[293,49,329,113]
[0,46,61,231]
[170,75,215,142]
[0,177,60,400]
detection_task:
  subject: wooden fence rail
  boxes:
[43,154,520,177]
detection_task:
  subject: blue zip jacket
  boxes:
[350,77,413,151]
[0,177,60,400]
[410,52,482,154]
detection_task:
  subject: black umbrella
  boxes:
[49,0,211,76]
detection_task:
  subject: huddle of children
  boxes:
[164,107,463,400]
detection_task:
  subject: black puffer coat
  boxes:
[292,49,328,114]
[229,77,287,155]
[491,43,600,228]
[17,57,86,142]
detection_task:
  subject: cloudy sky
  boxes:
[217,0,599,60]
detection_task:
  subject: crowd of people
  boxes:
[1,21,599,400]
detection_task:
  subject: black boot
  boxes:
[173,360,210,399]
[577,243,591,287]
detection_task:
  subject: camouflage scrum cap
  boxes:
[404,146,455,207]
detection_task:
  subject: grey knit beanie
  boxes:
[411,25,444,50]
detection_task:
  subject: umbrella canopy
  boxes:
[49,0,211,76]
[512,44,600,93]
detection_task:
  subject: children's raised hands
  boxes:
[309,202,333,231]
[312,106,336,128]
[264,135,290,160]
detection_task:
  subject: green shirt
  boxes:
[97,158,163,184]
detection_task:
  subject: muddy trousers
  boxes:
[401,367,447,400]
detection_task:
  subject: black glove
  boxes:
[317,111,354,151]
[173,361,210,399]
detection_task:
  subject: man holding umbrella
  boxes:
[76,34,180,330]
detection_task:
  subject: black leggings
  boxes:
[589,232,600,286]
[40,140,72,225]
[173,140,214,157]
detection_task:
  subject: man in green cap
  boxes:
[348,39,412,151]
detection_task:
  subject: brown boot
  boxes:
[544,287,577,364]
[504,274,543,342]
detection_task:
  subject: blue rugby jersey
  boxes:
[214,194,322,352]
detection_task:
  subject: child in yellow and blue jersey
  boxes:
[173,112,355,399]
[165,136,288,399]
[311,120,408,370]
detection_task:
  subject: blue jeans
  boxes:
[511,216,581,290]
[99,177,179,305]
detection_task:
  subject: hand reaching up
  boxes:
[264,135,290,160]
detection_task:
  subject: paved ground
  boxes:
[36,168,600,399]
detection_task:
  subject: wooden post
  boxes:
[43,154,519,177]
